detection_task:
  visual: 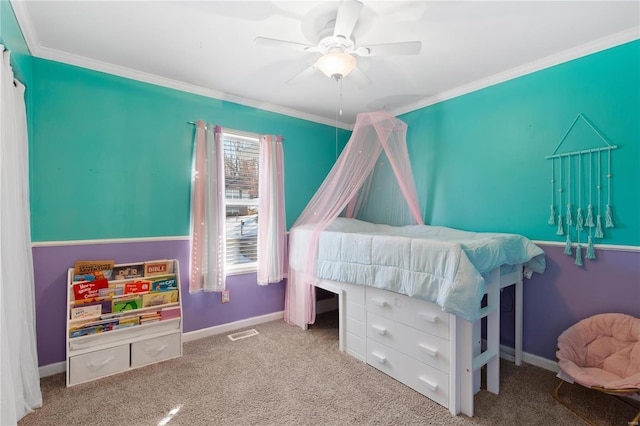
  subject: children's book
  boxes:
[98,286,124,298]
[150,276,177,292]
[112,296,142,313]
[70,304,102,320]
[143,260,174,277]
[160,306,181,320]
[141,290,178,307]
[73,260,114,281]
[112,263,145,280]
[73,297,112,315]
[72,279,109,300]
[124,280,151,294]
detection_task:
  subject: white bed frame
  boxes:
[312,264,524,417]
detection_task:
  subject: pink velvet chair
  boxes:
[553,313,640,425]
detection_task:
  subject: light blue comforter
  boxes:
[289,218,546,322]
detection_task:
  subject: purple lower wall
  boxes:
[33,240,637,369]
[500,244,640,360]
[32,239,285,367]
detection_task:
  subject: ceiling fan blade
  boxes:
[354,41,422,57]
[333,0,363,40]
[254,37,318,52]
[284,63,320,85]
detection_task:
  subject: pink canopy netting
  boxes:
[285,111,424,328]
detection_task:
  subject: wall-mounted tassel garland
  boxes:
[564,234,572,255]
[595,215,604,238]
[605,150,614,228]
[586,236,596,259]
[544,114,619,267]
[575,243,583,266]
[548,158,555,225]
[556,216,564,236]
[566,156,573,226]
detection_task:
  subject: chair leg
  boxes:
[552,380,597,426]
[553,380,640,426]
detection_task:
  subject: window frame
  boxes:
[222,129,261,275]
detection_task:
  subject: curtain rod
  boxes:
[187,121,284,141]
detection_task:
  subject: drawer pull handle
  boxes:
[371,325,387,335]
[418,376,438,392]
[371,351,386,364]
[371,298,387,307]
[418,343,438,357]
[146,344,169,358]
[87,356,115,369]
[419,312,438,323]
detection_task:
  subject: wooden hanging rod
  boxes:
[545,145,618,160]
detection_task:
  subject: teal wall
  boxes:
[30,59,349,242]
[402,40,640,246]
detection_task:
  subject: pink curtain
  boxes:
[257,135,286,285]
[285,111,423,327]
[189,122,226,293]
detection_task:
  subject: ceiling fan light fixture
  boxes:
[316,52,357,80]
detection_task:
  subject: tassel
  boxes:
[575,207,584,231]
[605,204,614,228]
[556,215,564,236]
[564,235,572,255]
[575,244,583,266]
[548,205,555,225]
[566,204,573,226]
[585,204,595,227]
[586,236,596,259]
[595,215,604,238]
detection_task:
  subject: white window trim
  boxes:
[224,130,260,274]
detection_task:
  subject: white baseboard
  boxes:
[499,344,559,373]
[182,311,284,342]
[38,311,285,378]
[39,361,66,378]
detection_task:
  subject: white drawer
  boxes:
[346,315,365,339]
[345,332,366,362]
[367,339,449,408]
[131,332,181,368]
[367,313,450,374]
[344,282,366,305]
[366,287,449,339]
[346,300,366,323]
[69,344,130,385]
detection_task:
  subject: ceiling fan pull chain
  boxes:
[339,77,344,116]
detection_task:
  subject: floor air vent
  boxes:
[227,329,259,341]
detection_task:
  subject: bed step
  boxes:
[472,348,498,371]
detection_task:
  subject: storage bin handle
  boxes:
[146,344,169,358]
[87,356,115,369]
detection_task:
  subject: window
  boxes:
[223,131,260,272]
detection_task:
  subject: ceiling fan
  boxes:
[254,0,422,82]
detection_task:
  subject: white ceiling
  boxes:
[10,1,640,128]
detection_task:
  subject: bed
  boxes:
[289,217,546,416]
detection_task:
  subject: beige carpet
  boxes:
[19,312,637,426]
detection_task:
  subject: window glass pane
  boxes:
[224,135,259,201]
[226,205,258,266]
[224,132,259,268]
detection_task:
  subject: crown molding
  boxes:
[389,27,640,118]
[37,46,353,130]
[8,0,39,56]
[10,0,637,131]
[9,1,351,129]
